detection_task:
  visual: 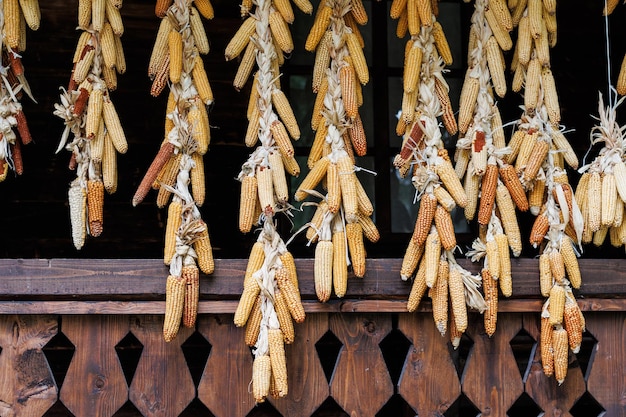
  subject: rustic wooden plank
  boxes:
[128,316,195,417]
[60,316,129,417]
[462,314,525,417]
[197,314,256,417]
[397,313,461,416]
[522,313,586,417]
[329,313,394,417]
[586,312,626,417]
[270,314,330,417]
[0,315,58,417]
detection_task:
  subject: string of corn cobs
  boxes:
[454,0,521,337]
[230,0,307,403]
[390,1,487,347]
[294,0,378,303]
[53,0,128,250]
[0,0,38,182]
[502,0,584,385]
[132,0,215,342]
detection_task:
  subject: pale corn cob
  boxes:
[448,266,468,332]
[75,49,96,85]
[611,161,626,202]
[77,0,91,30]
[234,280,261,327]
[593,226,609,247]
[455,149,470,180]
[491,106,505,150]
[100,23,117,69]
[587,172,602,232]
[272,90,300,140]
[412,193,437,245]
[274,290,295,344]
[495,234,512,296]
[434,204,456,251]
[168,30,183,84]
[504,129,525,165]
[525,57,541,114]
[338,156,358,222]
[90,122,105,163]
[527,0,542,37]
[436,150,468,207]
[190,7,210,54]
[614,199,624,228]
[102,97,128,154]
[295,156,329,201]
[486,36,506,98]
[279,251,299,290]
[401,238,424,281]
[618,55,626,96]
[225,16,256,61]
[542,68,560,125]
[482,269,498,337]
[182,265,200,328]
[517,15,532,65]
[4,0,21,49]
[478,164,499,226]
[193,221,214,275]
[549,250,565,284]
[257,165,275,214]
[164,274,186,342]
[102,133,118,193]
[602,173,617,227]
[239,175,258,233]
[539,253,552,297]
[164,200,182,265]
[276,266,305,323]
[458,76,479,135]
[252,355,271,403]
[19,0,40,31]
[407,257,428,312]
[102,64,118,91]
[69,183,87,250]
[87,180,105,237]
[106,3,124,37]
[530,212,549,248]
[245,296,262,346]
[540,316,554,376]
[149,18,172,78]
[485,6,512,51]
[305,5,332,52]
[552,326,568,385]
[521,139,549,183]
[86,88,104,139]
[548,284,565,326]
[306,201,328,242]
[431,259,449,335]
[535,19,550,67]
[327,162,341,214]
[270,120,295,160]
[245,112,261,147]
[268,328,289,398]
[424,229,441,288]
[332,229,348,298]
[433,185,456,212]
[499,164,529,211]
[315,240,333,302]
[471,131,488,176]
[486,238,500,280]
[93,0,106,31]
[346,222,366,278]
[464,169,480,222]
[489,0,513,30]
[312,33,331,94]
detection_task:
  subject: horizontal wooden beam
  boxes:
[0,298,624,314]
[0,258,624,301]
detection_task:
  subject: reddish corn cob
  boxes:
[133,142,176,206]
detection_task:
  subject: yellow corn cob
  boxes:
[525,57,541,114]
[149,19,173,78]
[478,164,499,225]
[499,164,529,211]
[503,129,525,165]
[495,234,512,296]
[272,90,300,140]
[69,183,87,250]
[358,213,380,243]
[404,43,423,94]
[434,204,456,251]
[549,250,565,284]
[618,54,626,96]
[190,7,210,54]
[225,16,256,61]
[338,156,358,222]
[193,56,214,106]
[529,179,545,215]
[593,226,608,247]
[395,9,408,38]
[295,156,329,201]
[181,265,200,328]
[542,68,561,125]
[588,172,602,232]
[432,21,453,66]
[269,328,288,397]
[423,229,441,288]
[102,63,118,91]
[552,327,568,385]
[346,32,369,85]
[90,122,105,163]
[291,0,312,13]
[390,0,407,19]
[191,152,206,206]
[234,278,261,327]
[86,88,103,139]
[305,5,332,52]
[564,299,583,354]
[245,116,261,150]
[548,284,565,326]
[346,222,366,278]
[540,316,554,376]
[484,6,512,51]
[233,40,256,91]
[529,212,549,248]
[194,0,214,19]
[412,193,437,245]
[332,229,348,298]
[312,33,331,94]
[272,0,294,23]
[401,89,417,124]
[521,139,549,183]
[311,82,328,133]
[193,221,214,275]
[315,240,333,302]
[239,175,258,233]
[269,10,293,54]
[245,295,262,346]
[482,269,498,337]
[527,0,543,37]
[448,266,467,332]
[102,97,128,154]
[486,36,506,98]
[350,0,368,25]
[274,290,295,344]
[407,257,428,312]
[485,238,500,280]
[539,253,552,297]
[550,128,577,169]
[602,173,617,227]
[407,0,421,36]
[279,251,299,290]
[87,180,104,237]
[276,266,305,323]
[306,201,329,243]
[431,259,449,335]
[436,150,468,207]
[252,354,271,403]
[433,185,456,212]
[77,0,91,30]
[401,238,424,281]
[257,165,275,214]
[265,152,287,205]
[458,76,479,135]
[327,162,341,214]
[164,274,186,342]
[464,169,480,222]
[168,30,183,84]
[340,64,358,120]
[164,200,182,265]
[516,15,532,65]
[535,18,550,67]
[102,133,118,194]
[156,154,181,208]
[348,114,367,157]
[270,121,294,162]
[435,77,458,136]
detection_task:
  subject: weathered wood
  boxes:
[128,316,195,417]
[270,314,330,417]
[586,312,626,417]
[197,314,256,417]
[397,313,461,416]
[1,298,626,315]
[523,313,586,417]
[329,313,394,417]
[0,258,625,300]
[462,314,525,417]
[60,316,129,417]
[0,315,58,417]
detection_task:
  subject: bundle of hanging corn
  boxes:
[53,0,128,250]
[390,0,486,347]
[132,0,215,342]
[504,0,584,385]
[454,0,522,337]
[293,0,378,302]
[0,0,38,181]
[229,0,307,403]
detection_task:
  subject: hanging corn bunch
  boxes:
[293,0,377,303]
[229,0,306,402]
[390,1,486,346]
[504,0,584,384]
[133,0,215,341]
[53,0,128,249]
[0,0,39,181]
[453,0,520,336]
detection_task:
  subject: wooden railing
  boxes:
[0,258,624,417]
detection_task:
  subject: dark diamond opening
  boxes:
[379,317,411,386]
[575,330,598,379]
[315,330,343,383]
[111,400,144,416]
[115,332,144,387]
[181,331,212,388]
[570,391,606,417]
[448,332,474,380]
[376,393,415,417]
[246,400,283,417]
[42,330,75,389]
[507,392,543,417]
[509,328,537,381]
[443,393,481,417]
[311,397,349,417]
[42,400,76,417]
[179,398,216,417]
